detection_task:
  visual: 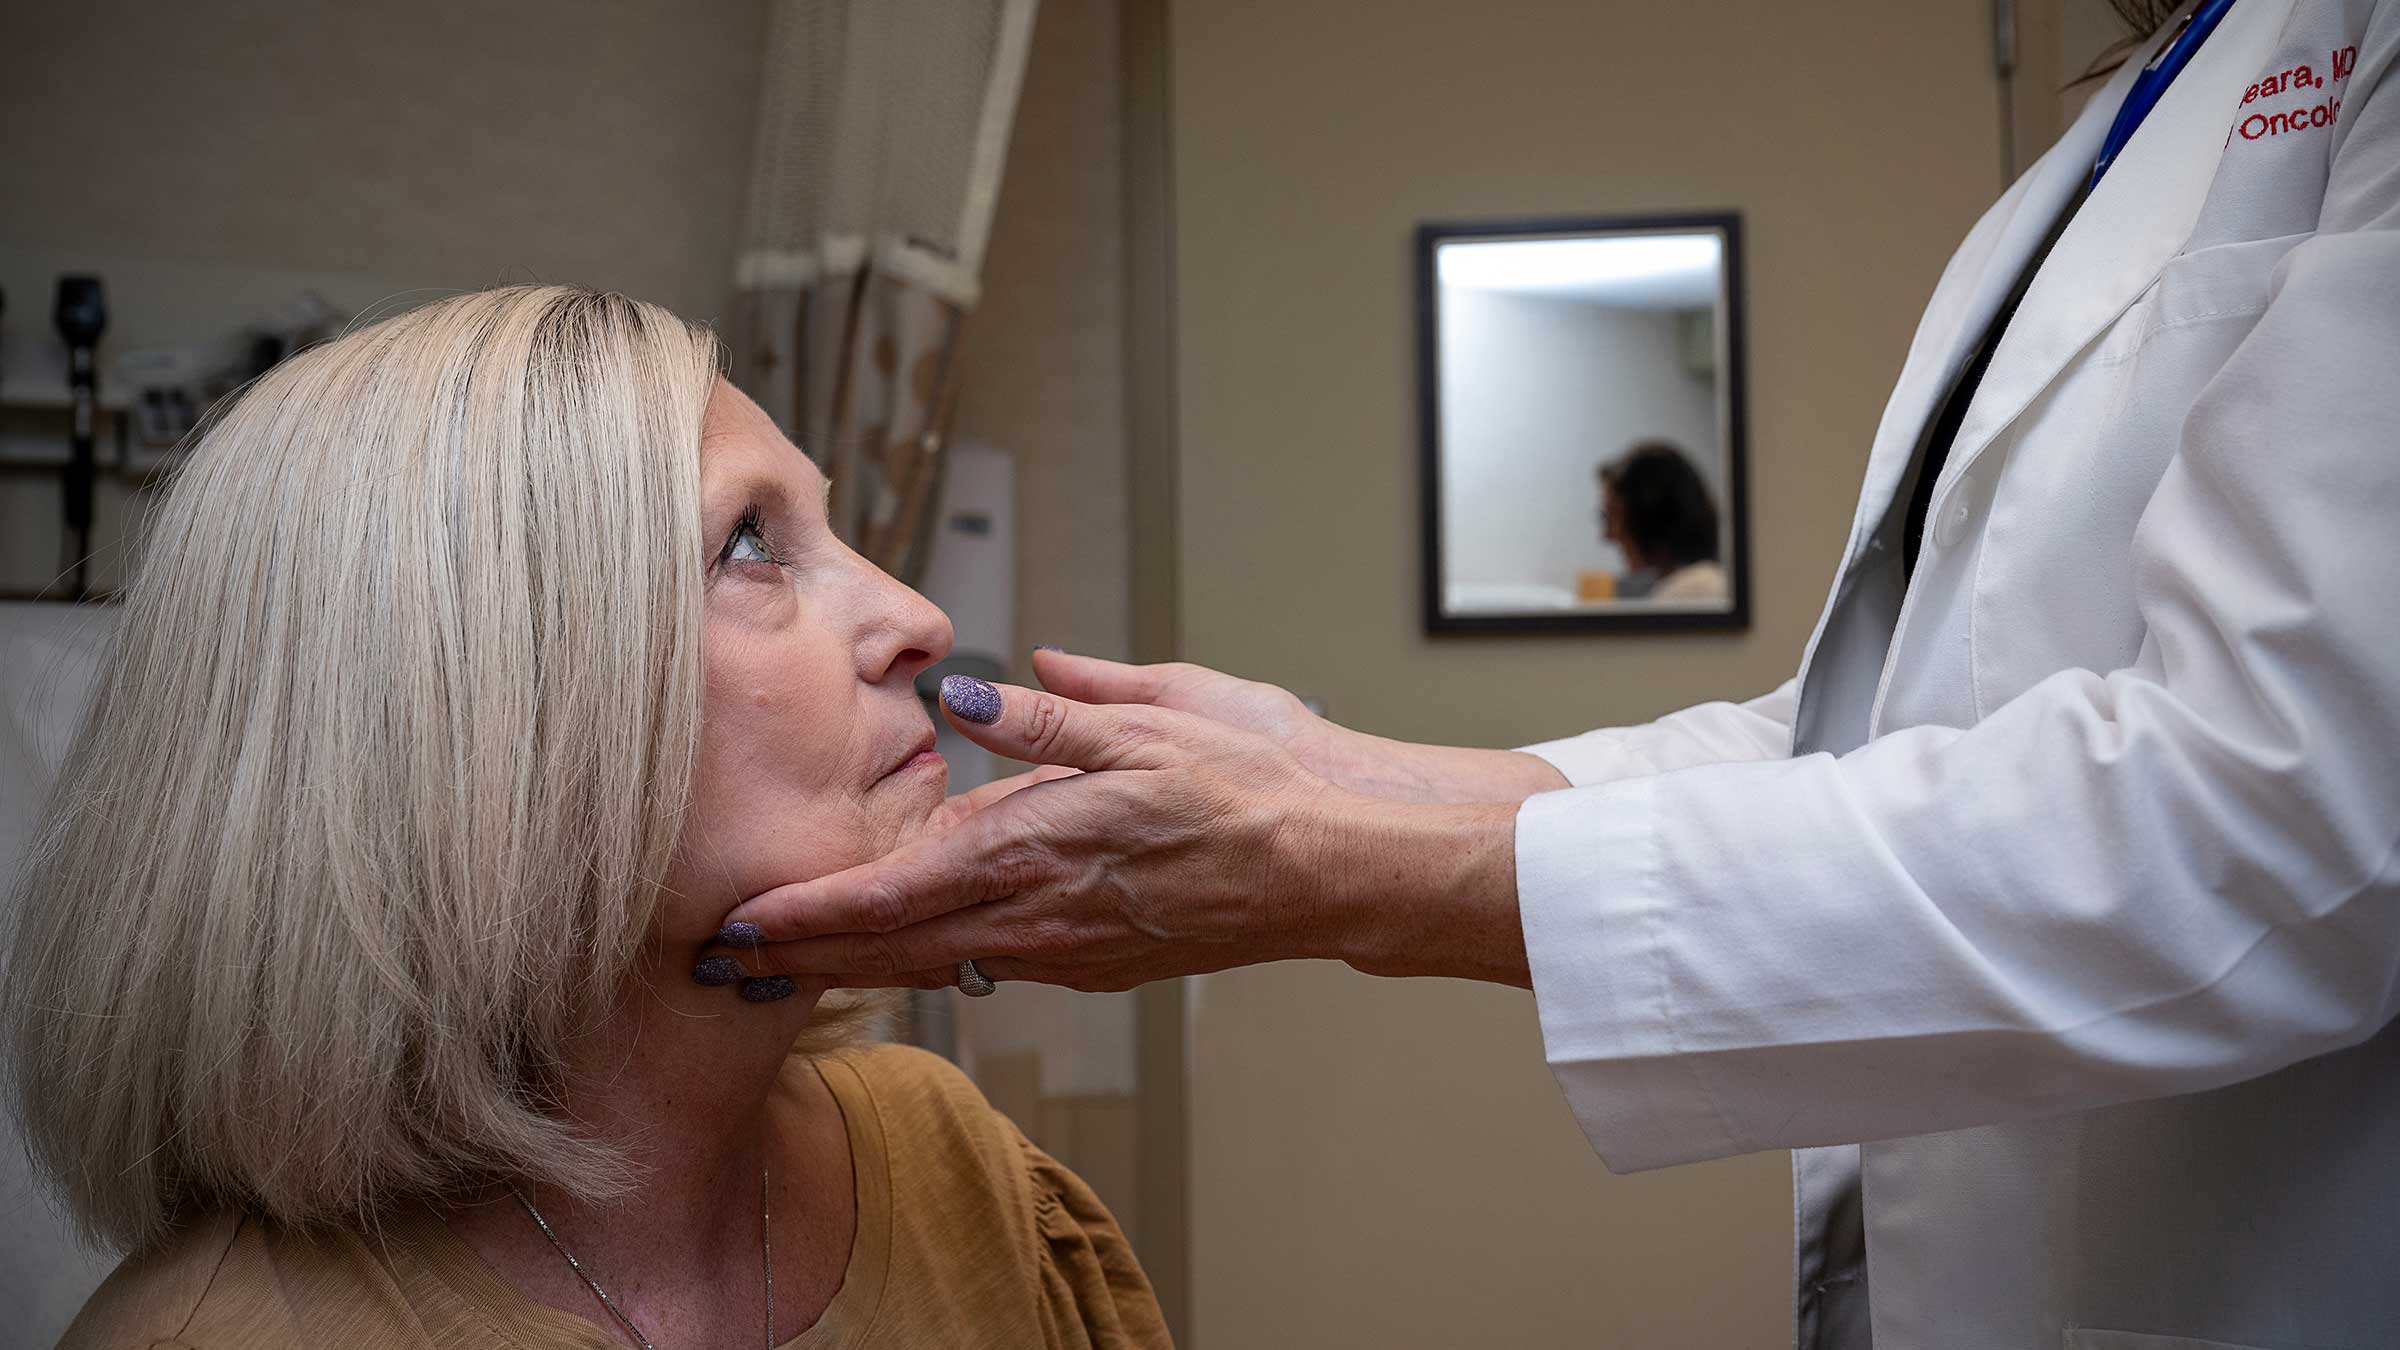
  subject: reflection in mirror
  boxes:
[1420,215,1747,633]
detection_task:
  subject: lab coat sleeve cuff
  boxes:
[1516,778,1743,1173]
[1515,729,1656,789]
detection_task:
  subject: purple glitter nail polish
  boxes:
[693,956,744,987]
[1034,644,1065,653]
[739,976,796,1004]
[718,921,765,948]
[941,674,1003,725]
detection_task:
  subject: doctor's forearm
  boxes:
[1313,729,1570,805]
[1296,793,1532,987]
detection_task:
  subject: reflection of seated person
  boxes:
[1597,441,1727,604]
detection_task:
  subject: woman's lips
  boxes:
[884,730,943,781]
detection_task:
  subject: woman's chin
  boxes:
[885,762,952,845]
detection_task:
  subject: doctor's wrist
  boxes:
[1307,726,1572,806]
[1294,791,1531,988]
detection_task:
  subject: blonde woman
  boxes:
[5,287,1167,1349]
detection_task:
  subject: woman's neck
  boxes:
[565,954,826,1195]
[436,950,853,1344]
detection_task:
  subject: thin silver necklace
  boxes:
[513,1164,775,1350]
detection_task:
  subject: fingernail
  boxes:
[941,674,1002,725]
[693,955,744,987]
[739,976,796,1003]
[717,921,765,948]
[1034,644,1065,654]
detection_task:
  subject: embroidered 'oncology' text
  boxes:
[2233,46,2358,141]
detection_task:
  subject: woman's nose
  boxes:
[860,568,954,686]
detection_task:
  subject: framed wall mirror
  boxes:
[1419,212,1749,633]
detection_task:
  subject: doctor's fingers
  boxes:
[927,762,1082,833]
[752,911,1123,990]
[1029,648,1193,708]
[937,674,1209,772]
[1033,650,1313,741]
[744,905,1013,980]
[723,808,1032,944]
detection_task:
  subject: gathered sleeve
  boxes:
[1015,1131,1172,1350]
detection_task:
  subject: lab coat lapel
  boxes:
[1926,0,2299,509]
[1836,54,2142,554]
[1788,49,2145,740]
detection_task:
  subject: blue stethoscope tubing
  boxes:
[2092,0,2242,189]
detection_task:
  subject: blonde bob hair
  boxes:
[7,286,853,1251]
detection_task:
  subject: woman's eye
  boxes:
[726,526,774,565]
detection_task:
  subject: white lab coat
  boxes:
[1514,1,2400,1346]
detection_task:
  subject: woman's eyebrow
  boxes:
[703,470,794,523]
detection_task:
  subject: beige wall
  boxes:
[957,0,1135,666]
[0,1,763,327]
[1167,1,2004,1343]
[0,0,766,596]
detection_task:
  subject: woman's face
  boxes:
[659,380,954,947]
[1599,482,1646,572]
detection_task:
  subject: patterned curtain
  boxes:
[729,0,1037,582]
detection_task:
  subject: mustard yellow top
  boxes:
[59,1044,1169,1350]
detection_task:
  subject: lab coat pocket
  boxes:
[2091,230,2308,367]
[2146,230,2310,332]
[2065,1328,2283,1350]
[1961,230,2311,710]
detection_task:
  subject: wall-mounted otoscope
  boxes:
[54,275,108,600]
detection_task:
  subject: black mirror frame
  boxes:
[1417,210,1751,635]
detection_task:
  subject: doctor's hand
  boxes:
[715,676,1531,995]
[919,761,1083,838]
[1029,648,1569,806]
